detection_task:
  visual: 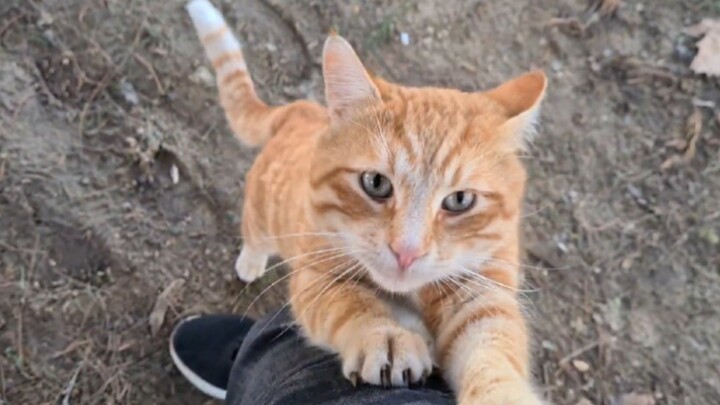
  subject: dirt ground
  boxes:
[1,0,719,404]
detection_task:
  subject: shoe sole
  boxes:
[169,316,228,400]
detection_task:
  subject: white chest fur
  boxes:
[385,292,438,365]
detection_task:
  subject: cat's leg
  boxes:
[290,263,433,387]
[421,271,543,405]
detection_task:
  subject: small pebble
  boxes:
[400,32,410,46]
[119,78,139,106]
[189,66,215,88]
[551,60,563,72]
[572,359,591,373]
[170,164,180,185]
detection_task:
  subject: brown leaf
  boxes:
[149,279,185,336]
[576,398,594,405]
[685,19,720,76]
[620,393,655,405]
[684,19,720,37]
[661,109,702,170]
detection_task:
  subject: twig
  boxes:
[27,233,40,285]
[0,359,6,403]
[51,340,92,360]
[133,53,165,95]
[15,307,23,368]
[546,17,587,36]
[558,341,600,366]
[11,92,34,119]
[78,70,113,135]
[0,12,24,39]
[60,359,84,405]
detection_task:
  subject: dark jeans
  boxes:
[226,308,455,405]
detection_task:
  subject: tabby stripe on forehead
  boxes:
[310,167,356,189]
[438,135,468,173]
[395,131,418,164]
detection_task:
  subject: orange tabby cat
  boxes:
[188,1,547,403]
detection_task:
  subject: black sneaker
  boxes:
[169,314,255,399]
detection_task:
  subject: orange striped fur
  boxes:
[188,1,547,403]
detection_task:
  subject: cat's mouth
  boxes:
[364,264,429,294]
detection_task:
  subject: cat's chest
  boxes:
[384,293,435,350]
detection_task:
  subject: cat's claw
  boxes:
[341,324,432,388]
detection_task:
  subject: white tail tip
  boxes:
[186,0,226,36]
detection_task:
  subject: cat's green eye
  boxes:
[360,171,393,200]
[442,191,476,213]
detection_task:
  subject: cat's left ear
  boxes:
[484,70,547,151]
[322,34,381,121]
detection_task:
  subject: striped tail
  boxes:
[187,0,274,147]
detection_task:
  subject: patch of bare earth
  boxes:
[1,0,718,404]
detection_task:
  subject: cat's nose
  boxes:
[389,244,424,271]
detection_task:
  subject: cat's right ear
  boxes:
[322,35,381,121]
[484,70,548,151]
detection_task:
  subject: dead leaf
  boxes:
[661,109,702,170]
[684,19,720,76]
[572,359,591,372]
[620,393,655,405]
[149,279,185,336]
[576,398,594,405]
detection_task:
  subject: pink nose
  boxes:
[389,244,423,271]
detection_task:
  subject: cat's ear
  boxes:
[322,34,381,121]
[485,70,547,151]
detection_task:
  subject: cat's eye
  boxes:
[442,191,476,213]
[360,171,393,200]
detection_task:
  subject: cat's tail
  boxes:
[187,0,273,147]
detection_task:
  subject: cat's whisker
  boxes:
[440,276,492,309]
[257,231,348,241]
[273,260,366,340]
[297,261,365,320]
[254,257,361,337]
[467,254,569,273]
[240,248,363,318]
[520,204,551,219]
[457,266,539,295]
[453,268,537,314]
[233,245,352,300]
[234,231,350,243]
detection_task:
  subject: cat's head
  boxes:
[309,35,547,293]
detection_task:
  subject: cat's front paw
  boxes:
[341,323,433,387]
[234,249,268,282]
[459,379,544,405]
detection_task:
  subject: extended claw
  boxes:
[380,364,391,388]
[402,369,411,386]
[420,370,429,386]
[349,371,359,387]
